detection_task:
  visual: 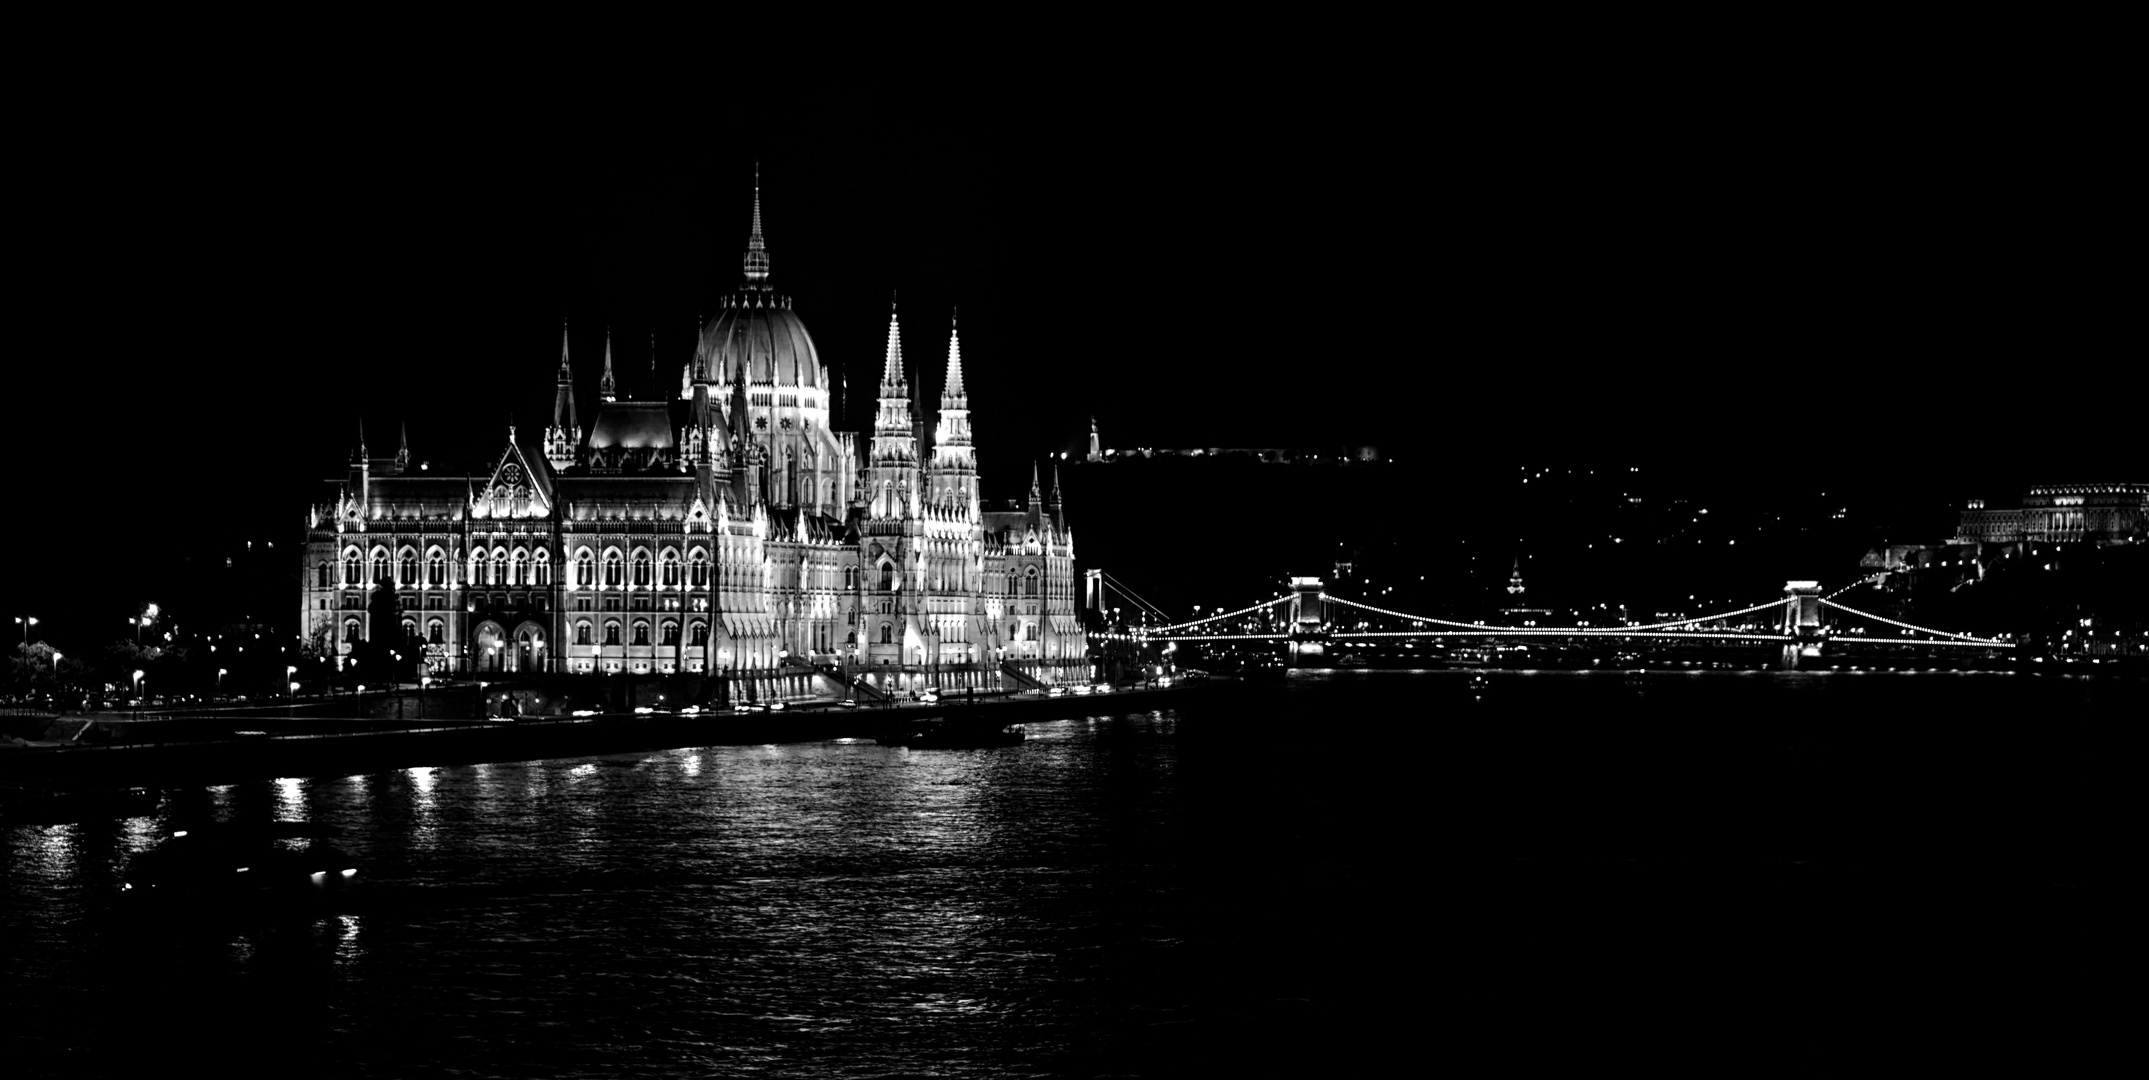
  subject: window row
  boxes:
[570,620,710,647]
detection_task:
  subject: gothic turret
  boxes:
[545,323,581,470]
[599,330,618,403]
[868,298,919,520]
[930,310,976,515]
[729,353,760,508]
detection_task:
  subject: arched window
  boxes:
[532,549,550,586]
[661,551,680,587]
[399,550,417,586]
[316,563,330,588]
[690,550,708,587]
[604,621,621,646]
[1025,566,1040,596]
[632,620,650,646]
[401,618,417,643]
[880,623,893,645]
[511,550,529,587]
[427,551,446,587]
[344,618,362,642]
[880,562,895,592]
[633,552,651,588]
[660,621,679,646]
[372,551,390,584]
[604,551,623,588]
[576,550,594,587]
[844,566,857,591]
[689,622,708,646]
[427,619,445,645]
[490,551,507,587]
[345,552,362,586]
[576,621,592,646]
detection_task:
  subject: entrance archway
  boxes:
[513,622,546,674]
[474,622,505,674]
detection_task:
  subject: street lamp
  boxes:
[15,616,35,648]
[131,669,144,719]
[287,665,298,699]
[217,667,228,693]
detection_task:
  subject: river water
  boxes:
[2,672,2131,1076]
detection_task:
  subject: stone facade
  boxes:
[1952,484,2149,547]
[300,182,1083,696]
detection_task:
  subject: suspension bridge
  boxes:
[1083,571,2015,670]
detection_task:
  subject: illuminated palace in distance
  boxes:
[300,180,1083,693]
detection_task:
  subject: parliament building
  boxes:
[301,182,1084,695]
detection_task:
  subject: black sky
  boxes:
[9,59,2133,640]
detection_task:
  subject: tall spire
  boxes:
[395,421,410,473]
[1029,461,1042,505]
[547,321,582,471]
[880,294,904,388]
[600,329,618,403]
[743,162,770,283]
[942,308,966,403]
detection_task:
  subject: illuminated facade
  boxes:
[1953,484,2149,547]
[300,181,1083,691]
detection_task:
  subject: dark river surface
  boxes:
[3,671,2132,1077]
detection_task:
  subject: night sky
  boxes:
[11,78,2129,643]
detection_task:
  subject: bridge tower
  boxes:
[1287,576,1329,665]
[1779,580,1826,669]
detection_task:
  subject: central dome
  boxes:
[699,287,823,389]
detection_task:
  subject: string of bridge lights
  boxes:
[1318,593,1795,635]
[1817,599,2012,646]
[1143,594,1295,635]
[1826,573,1888,601]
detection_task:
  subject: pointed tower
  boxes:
[1086,416,1103,462]
[868,296,919,520]
[353,419,370,510]
[730,353,760,508]
[743,162,770,284]
[545,323,581,470]
[930,309,977,514]
[1047,462,1065,530]
[394,421,411,474]
[1507,557,1526,597]
[599,330,618,403]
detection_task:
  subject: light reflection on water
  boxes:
[1,673,2128,1076]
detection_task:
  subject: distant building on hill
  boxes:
[1952,484,2149,547]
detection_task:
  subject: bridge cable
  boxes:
[1826,573,1887,601]
[1098,572,1173,620]
[1097,572,1175,624]
[1816,599,2012,646]
[1143,594,1296,635]
[1322,593,1794,634]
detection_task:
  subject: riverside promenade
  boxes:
[0,680,1227,796]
